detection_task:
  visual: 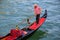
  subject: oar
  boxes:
[18,15,34,25]
[15,15,34,28]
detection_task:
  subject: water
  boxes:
[0,0,60,40]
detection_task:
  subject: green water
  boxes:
[27,30,46,40]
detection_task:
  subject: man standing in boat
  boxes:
[27,4,42,24]
[34,4,42,24]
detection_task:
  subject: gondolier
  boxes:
[34,4,42,24]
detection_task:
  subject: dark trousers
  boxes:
[36,14,40,24]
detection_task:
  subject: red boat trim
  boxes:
[28,18,46,30]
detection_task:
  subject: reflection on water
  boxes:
[27,30,47,40]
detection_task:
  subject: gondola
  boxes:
[0,10,47,40]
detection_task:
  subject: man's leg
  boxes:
[36,14,40,24]
[38,14,40,23]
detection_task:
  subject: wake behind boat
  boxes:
[0,10,47,40]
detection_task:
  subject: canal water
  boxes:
[0,0,60,40]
